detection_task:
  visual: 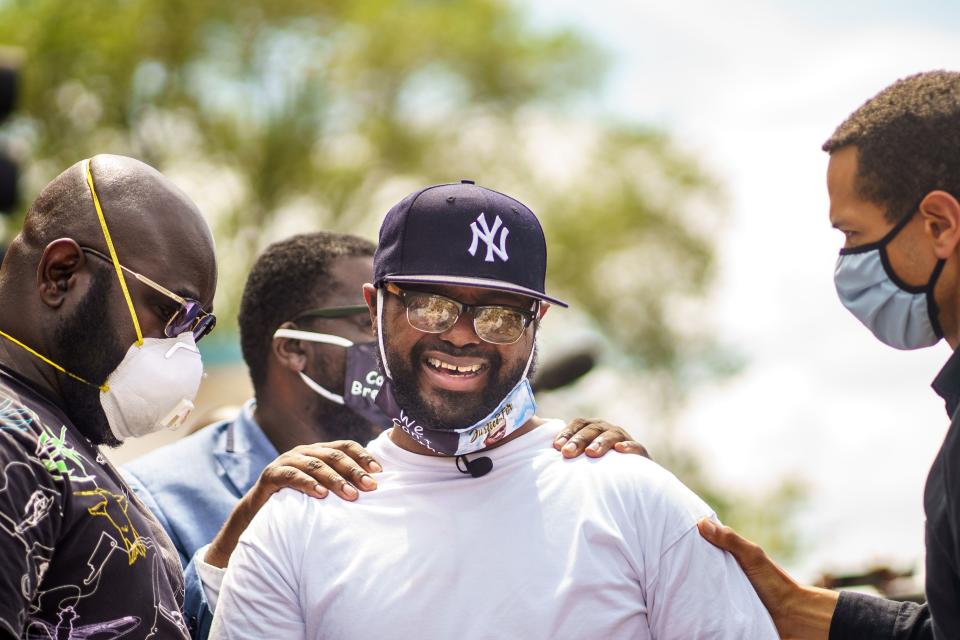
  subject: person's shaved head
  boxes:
[16,155,215,281]
[0,154,217,445]
[19,160,90,248]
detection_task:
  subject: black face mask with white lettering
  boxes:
[341,341,392,429]
[272,329,392,429]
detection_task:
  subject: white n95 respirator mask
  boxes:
[100,332,204,441]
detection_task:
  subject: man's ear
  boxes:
[271,321,308,373]
[37,238,85,309]
[362,284,378,336]
[921,191,960,259]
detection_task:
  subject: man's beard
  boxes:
[54,267,128,447]
[381,328,537,431]
[309,401,380,445]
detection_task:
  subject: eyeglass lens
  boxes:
[473,307,526,343]
[403,292,526,344]
[167,300,217,341]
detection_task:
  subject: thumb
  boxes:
[697,517,837,639]
[697,517,768,572]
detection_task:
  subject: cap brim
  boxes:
[383,274,569,308]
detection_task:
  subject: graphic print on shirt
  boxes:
[0,385,189,639]
[0,460,57,601]
[73,488,147,565]
[23,606,140,640]
[0,397,34,432]
[36,424,96,484]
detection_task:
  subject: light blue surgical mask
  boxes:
[834,206,945,350]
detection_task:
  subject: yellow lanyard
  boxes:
[0,328,107,391]
[0,158,147,392]
[85,158,143,346]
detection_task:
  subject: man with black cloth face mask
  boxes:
[0,155,217,639]
[125,231,644,639]
[210,181,777,639]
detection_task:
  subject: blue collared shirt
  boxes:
[123,400,277,638]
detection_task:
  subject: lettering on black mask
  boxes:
[272,329,392,429]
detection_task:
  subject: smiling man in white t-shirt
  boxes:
[210,181,777,640]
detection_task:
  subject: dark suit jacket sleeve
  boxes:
[829,591,933,639]
[122,468,190,568]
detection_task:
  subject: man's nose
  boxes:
[440,312,480,348]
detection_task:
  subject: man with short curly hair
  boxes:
[700,70,960,639]
[237,232,385,445]
[822,71,960,225]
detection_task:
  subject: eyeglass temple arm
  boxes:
[297,305,369,318]
[84,247,190,307]
[125,268,187,305]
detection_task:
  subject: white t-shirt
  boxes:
[210,421,777,640]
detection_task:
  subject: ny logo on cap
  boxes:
[468,212,509,263]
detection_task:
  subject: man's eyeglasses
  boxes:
[294,305,369,320]
[384,282,536,345]
[81,247,217,342]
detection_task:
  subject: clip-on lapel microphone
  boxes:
[456,454,493,478]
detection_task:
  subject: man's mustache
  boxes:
[411,340,501,369]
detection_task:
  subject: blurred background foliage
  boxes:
[0,0,802,558]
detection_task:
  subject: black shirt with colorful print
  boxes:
[0,364,188,639]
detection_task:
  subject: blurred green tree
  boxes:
[0,0,718,382]
[0,0,800,558]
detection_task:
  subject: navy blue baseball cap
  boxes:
[373,180,568,307]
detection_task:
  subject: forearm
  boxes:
[776,584,838,639]
[203,488,270,568]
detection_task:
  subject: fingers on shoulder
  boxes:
[697,518,767,565]
[560,421,605,457]
[302,440,382,473]
[333,440,382,472]
[553,419,587,447]
[272,466,328,498]
[613,441,651,459]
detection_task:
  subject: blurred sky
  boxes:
[527,0,960,580]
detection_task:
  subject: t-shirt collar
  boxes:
[367,420,559,473]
